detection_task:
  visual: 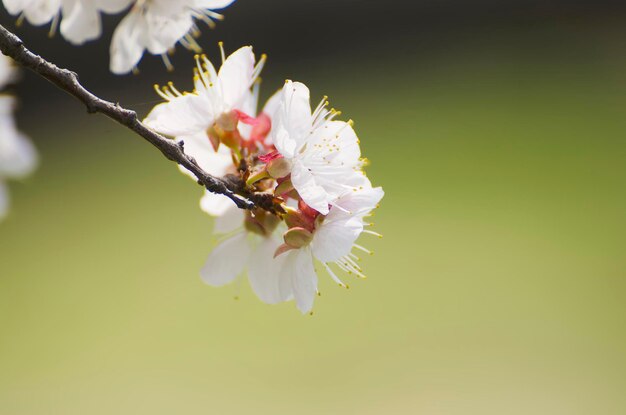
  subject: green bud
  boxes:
[267,158,291,179]
[283,227,314,248]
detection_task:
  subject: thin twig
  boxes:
[0,24,277,212]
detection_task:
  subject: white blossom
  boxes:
[142,51,384,314]
[199,199,292,305]
[279,180,384,313]
[2,0,133,45]
[109,0,236,74]
[271,81,364,215]
[60,0,133,45]
[0,97,37,178]
[2,0,61,26]
[144,45,264,139]
[200,226,293,305]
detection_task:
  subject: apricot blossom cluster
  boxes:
[144,45,384,313]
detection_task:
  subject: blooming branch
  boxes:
[0,19,384,313]
[0,23,279,213]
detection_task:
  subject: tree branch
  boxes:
[0,24,278,213]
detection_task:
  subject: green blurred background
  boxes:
[1,1,626,414]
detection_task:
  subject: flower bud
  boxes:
[244,210,281,236]
[274,243,295,258]
[283,227,313,248]
[256,210,281,234]
[274,178,294,196]
[216,110,238,132]
[206,126,221,151]
[267,157,291,179]
[220,129,241,150]
[284,208,313,231]
[244,216,266,236]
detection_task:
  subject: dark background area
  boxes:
[2,0,626,112]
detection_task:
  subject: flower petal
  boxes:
[272,81,312,154]
[273,127,297,159]
[311,185,384,262]
[290,160,330,215]
[310,120,361,168]
[333,182,385,217]
[262,88,283,120]
[218,46,256,109]
[109,9,145,74]
[0,54,17,86]
[200,192,237,218]
[311,216,363,263]
[20,0,61,26]
[144,94,210,137]
[60,1,101,45]
[280,248,317,314]
[95,0,133,14]
[0,97,38,178]
[248,236,293,304]
[212,200,245,234]
[175,133,233,179]
[200,232,251,287]
[143,6,193,55]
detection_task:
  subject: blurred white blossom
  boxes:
[2,0,133,45]
[0,55,37,220]
[1,0,235,74]
[109,0,236,74]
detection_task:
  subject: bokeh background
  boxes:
[1,0,626,414]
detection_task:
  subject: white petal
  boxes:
[212,201,244,234]
[334,185,385,218]
[0,54,17,87]
[262,87,283,120]
[273,127,297,159]
[248,236,293,304]
[240,89,259,118]
[290,160,330,215]
[237,89,259,140]
[144,94,210,137]
[7,133,38,178]
[2,0,24,15]
[311,185,384,262]
[143,6,193,55]
[22,0,61,26]
[310,120,361,168]
[60,1,101,45]
[218,46,256,109]
[95,0,132,14]
[109,10,145,74]
[281,248,317,314]
[311,216,363,263]
[272,81,312,153]
[176,133,233,179]
[200,232,251,287]
[200,192,237,217]
[0,97,38,178]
